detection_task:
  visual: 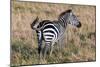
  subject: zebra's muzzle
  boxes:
[76,22,81,28]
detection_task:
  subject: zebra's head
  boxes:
[67,10,81,28]
[58,9,81,28]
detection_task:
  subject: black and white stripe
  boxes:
[31,9,81,58]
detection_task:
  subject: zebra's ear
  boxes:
[68,10,73,16]
[66,9,72,13]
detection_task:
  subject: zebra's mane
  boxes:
[58,9,72,19]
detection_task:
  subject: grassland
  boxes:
[11,0,96,66]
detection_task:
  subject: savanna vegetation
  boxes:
[11,0,96,66]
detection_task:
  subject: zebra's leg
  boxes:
[36,31,43,59]
[43,43,50,59]
[58,35,65,53]
[58,40,61,51]
[50,42,54,56]
[58,39,62,54]
[59,35,67,54]
[38,41,42,59]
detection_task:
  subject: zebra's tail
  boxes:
[31,17,43,31]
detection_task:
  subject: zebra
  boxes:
[31,9,81,59]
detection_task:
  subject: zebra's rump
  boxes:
[42,22,60,43]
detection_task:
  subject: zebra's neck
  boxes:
[59,15,69,28]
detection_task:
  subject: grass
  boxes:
[11,0,96,66]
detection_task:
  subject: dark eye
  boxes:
[77,16,79,17]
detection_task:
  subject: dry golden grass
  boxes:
[11,0,96,66]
